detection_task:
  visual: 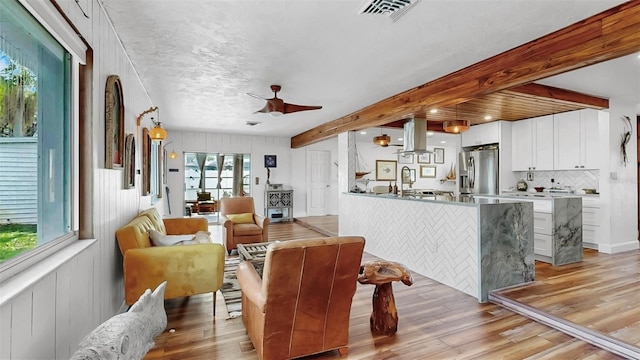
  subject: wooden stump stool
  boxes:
[358,260,413,336]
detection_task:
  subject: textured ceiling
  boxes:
[99,0,637,138]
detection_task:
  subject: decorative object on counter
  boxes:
[620,115,632,167]
[433,147,445,164]
[583,188,598,194]
[376,160,397,181]
[393,182,398,194]
[420,165,436,178]
[446,163,456,180]
[517,179,528,191]
[534,187,545,192]
[355,141,371,179]
[388,182,393,193]
[417,153,430,164]
[358,260,413,336]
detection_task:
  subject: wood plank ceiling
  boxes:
[383,83,609,131]
[291,0,640,147]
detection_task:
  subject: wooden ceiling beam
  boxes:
[291,0,639,148]
[505,83,609,109]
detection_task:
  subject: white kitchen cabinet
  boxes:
[554,109,599,170]
[533,212,553,257]
[582,197,601,248]
[461,121,500,148]
[511,115,554,171]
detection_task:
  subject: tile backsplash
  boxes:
[512,170,599,192]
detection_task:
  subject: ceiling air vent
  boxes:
[358,0,421,22]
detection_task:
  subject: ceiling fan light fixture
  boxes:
[269,110,283,117]
[443,120,470,134]
[373,134,391,146]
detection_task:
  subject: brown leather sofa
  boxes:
[236,236,365,360]
[219,197,268,254]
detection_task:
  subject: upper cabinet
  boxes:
[461,121,500,148]
[554,109,599,170]
[512,115,554,171]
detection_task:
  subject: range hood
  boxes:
[402,118,431,154]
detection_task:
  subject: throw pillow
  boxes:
[226,213,254,224]
[148,229,194,246]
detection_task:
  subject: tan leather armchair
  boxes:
[236,236,365,360]
[219,197,269,254]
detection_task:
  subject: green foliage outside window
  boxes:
[0,224,37,262]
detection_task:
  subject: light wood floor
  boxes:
[146,219,635,359]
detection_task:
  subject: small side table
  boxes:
[358,260,413,336]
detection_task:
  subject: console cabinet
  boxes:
[264,188,293,222]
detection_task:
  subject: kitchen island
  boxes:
[478,193,583,266]
[339,193,534,302]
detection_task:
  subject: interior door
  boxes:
[307,149,330,216]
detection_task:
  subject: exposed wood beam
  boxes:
[504,83,609,109]
[291,0,640,148]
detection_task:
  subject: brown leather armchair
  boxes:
[219,196,269,254]
[236,236,365,360]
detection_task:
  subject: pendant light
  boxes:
[443,105,470,133]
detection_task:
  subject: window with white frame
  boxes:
[0,0,73,265]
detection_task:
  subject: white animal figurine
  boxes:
[70,281,168,360]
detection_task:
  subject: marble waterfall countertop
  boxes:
[340,192,534,302]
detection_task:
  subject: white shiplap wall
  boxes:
[0,1,156,359]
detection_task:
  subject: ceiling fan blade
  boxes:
[254,98,285,114]
[247,92,267,100]
[283,102,322,114]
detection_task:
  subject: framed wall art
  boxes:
[420,165,436,178]
[417,153,431,164]
[105,75,124,169]
[264,154,277,168]
[434,148,445,164]
[376,160,397,181]
[142,127,150,195]
[123,134,135,189]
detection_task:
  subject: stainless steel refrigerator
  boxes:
[459,149,499,195]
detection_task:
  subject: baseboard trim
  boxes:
[598,240,640,254]
[489,292,640,359]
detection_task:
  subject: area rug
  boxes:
[221,256,242,319]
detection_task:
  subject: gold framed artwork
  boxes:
[376,160,397,181]
[105,75,124,169]
[417,153,431,164]
[142,127,150,195]
[124,134,135,189]
[420,165,436,178]
[434,148,445,164]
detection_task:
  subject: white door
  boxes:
[307,150,330,216]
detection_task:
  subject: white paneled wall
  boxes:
[164,131,309,219]
[1,1,155,358]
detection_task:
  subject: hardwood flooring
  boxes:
[146,218,635,359]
